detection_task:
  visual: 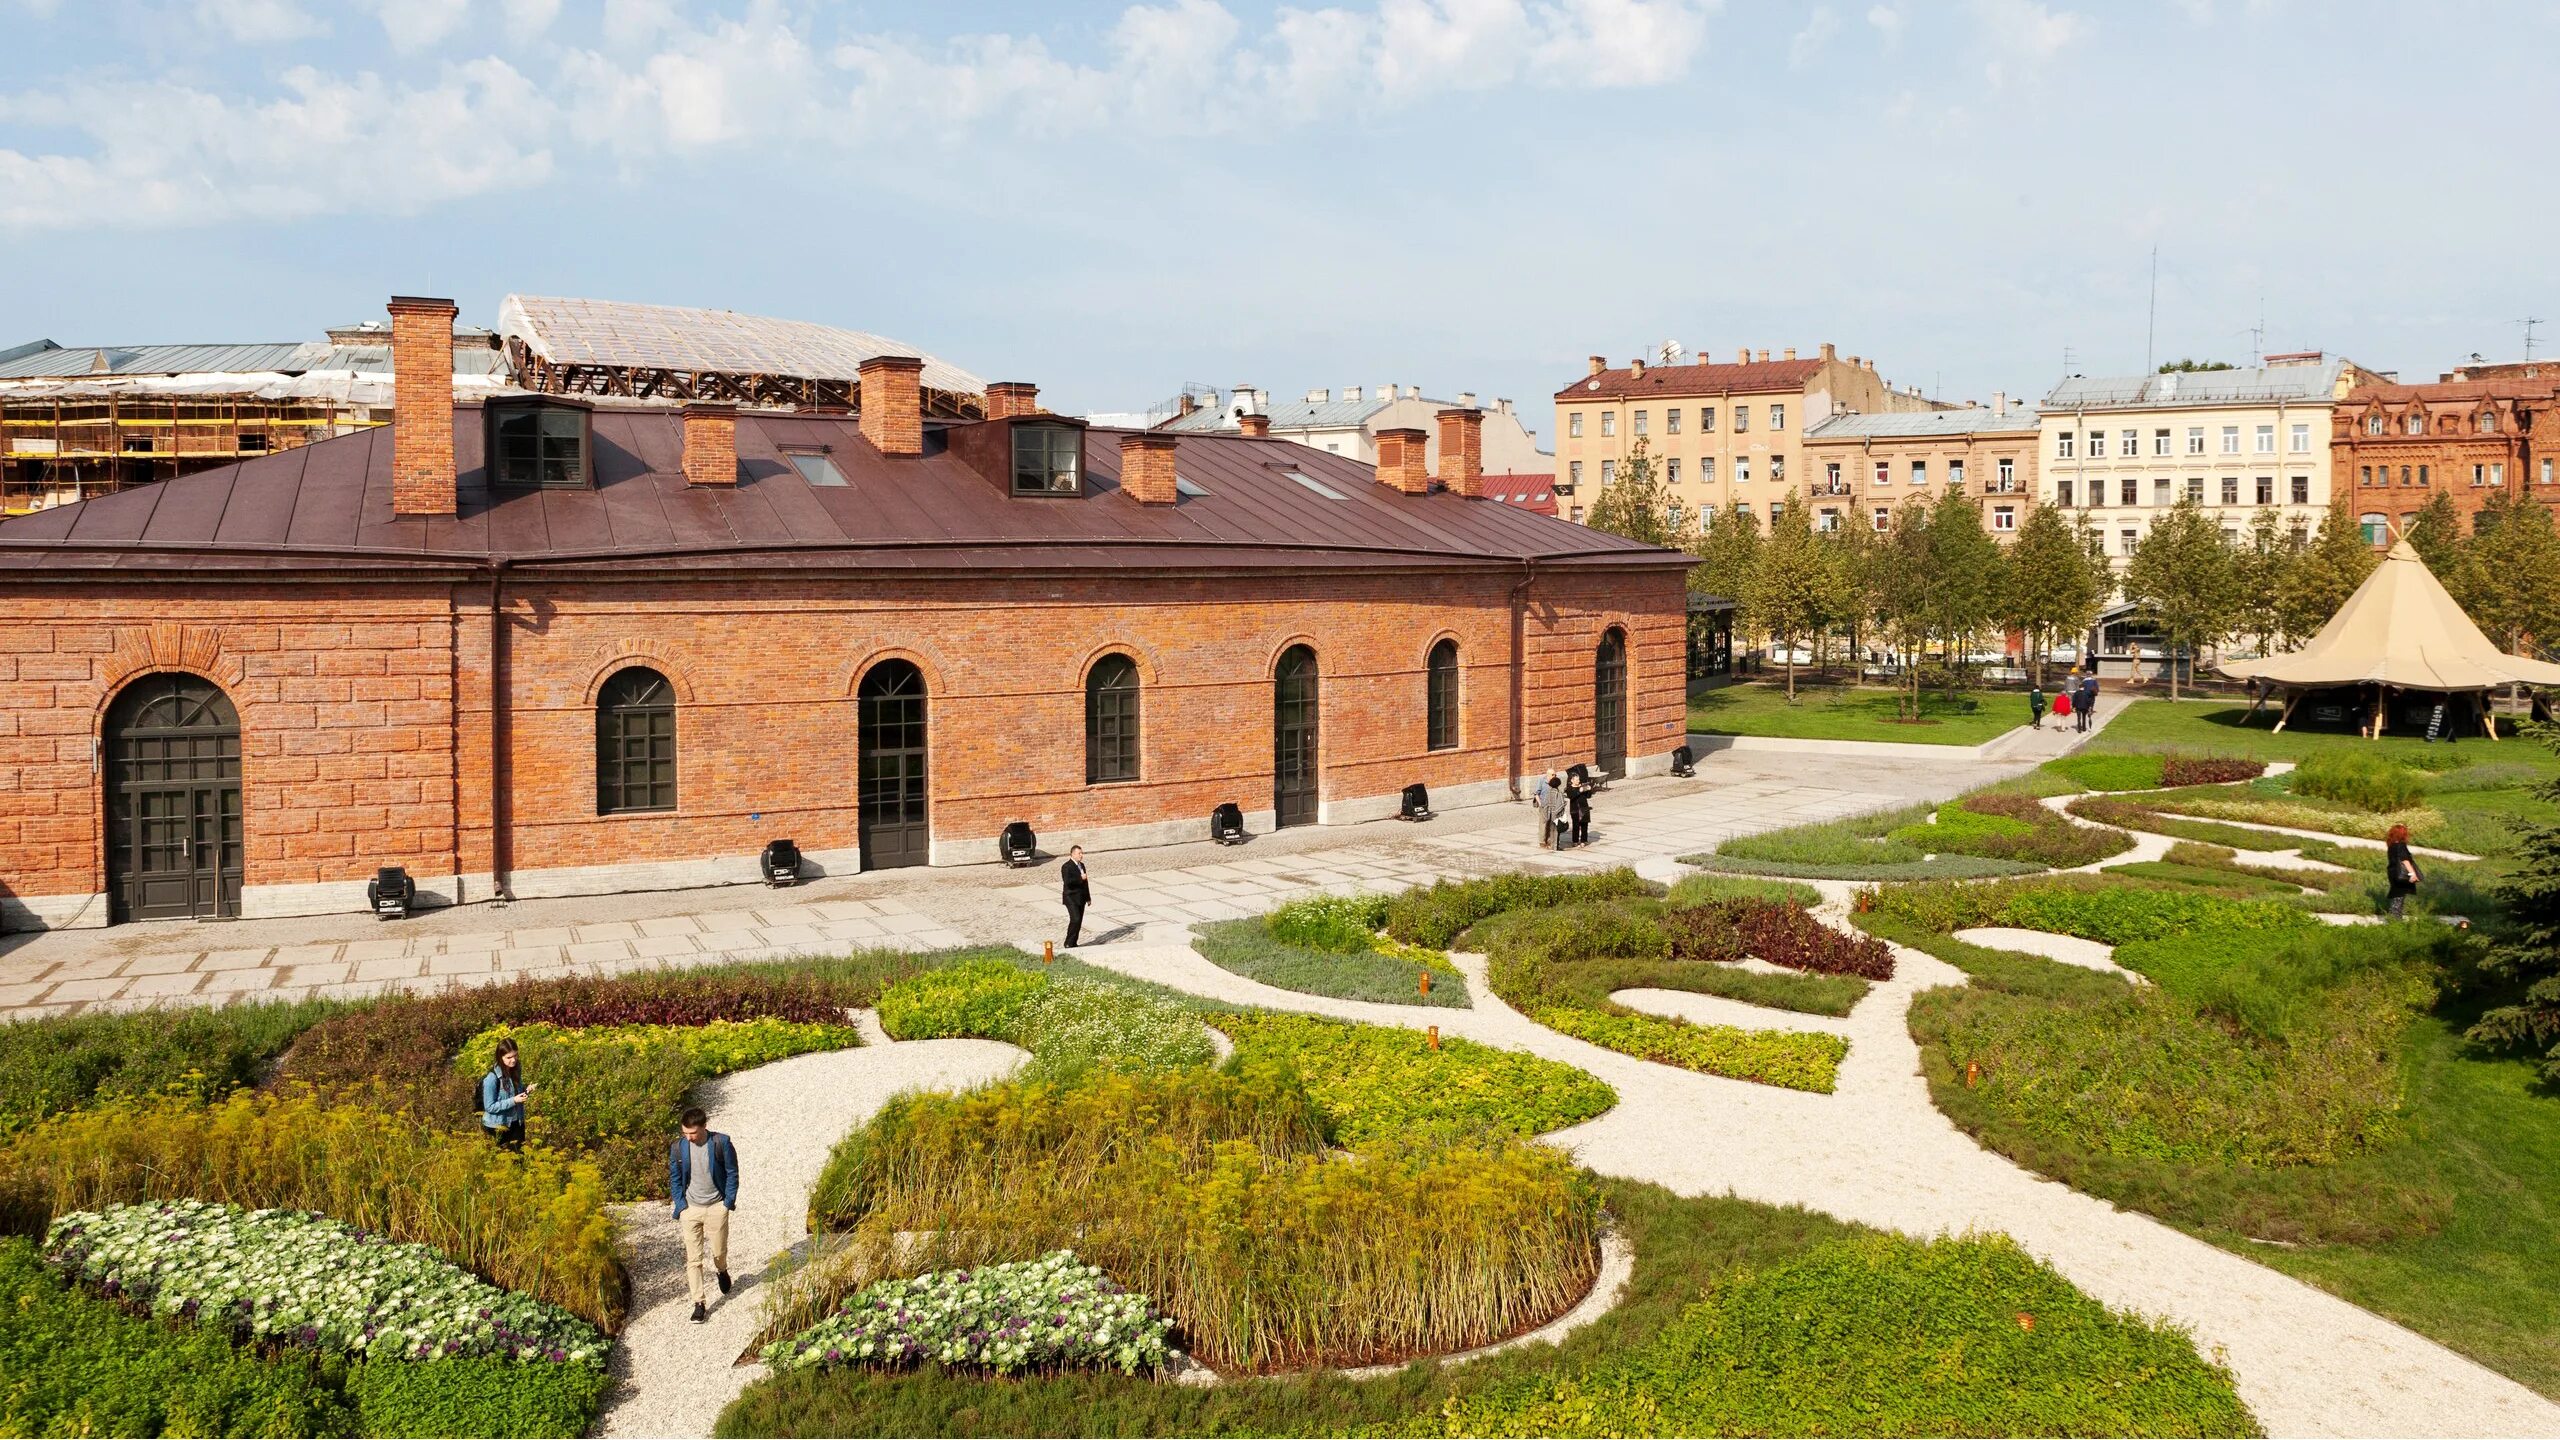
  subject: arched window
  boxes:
[2478,410,2499,434]
[1426,639,1460,751]
[2407,413,2424,435]
[2358,514,2386,545]
[2366,413,2384,435]
[1086,653,1141,783]
[596,667,676,814]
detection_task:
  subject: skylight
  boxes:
[1287,471,1346,501]
[788,453,847,487]
[1174,476,1209,498]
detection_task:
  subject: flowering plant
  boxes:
[43,1199,606,1367]
[762,1251,1172,1376]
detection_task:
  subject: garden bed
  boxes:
[1686,683,2025,747]
[1192,894,1466,1008]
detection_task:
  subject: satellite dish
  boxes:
[1660,340,1685,365]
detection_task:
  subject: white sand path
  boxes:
[1950,926,2148,983]
[595,1034,1030,1439]
[1049,928,2560,1438]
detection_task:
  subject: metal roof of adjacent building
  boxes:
[0,341,315,380]
[1556,358,1824,402]
[0,408,1683,579]
[2039,361,2349,413]
[497,295,985,399]
[1161,393,1465,435]
[1803,409,2042,440]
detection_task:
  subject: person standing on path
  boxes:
[1060,845,1091,948]
[670,1106,739,1324]
[1567,768,1593,848]
[2385,824,2423,919]
[1536,769,1566,848]
[480,1038,534,1152]
[2078,671,2099,732]
[2028,683,2046,731]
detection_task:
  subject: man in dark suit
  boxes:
[2078,671,2099,732]
[1061,845,1091,948]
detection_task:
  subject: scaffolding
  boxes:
[0,391,376,514]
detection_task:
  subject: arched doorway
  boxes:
[857,660,930,869]
[1594,629,1628,779]
[104,673,242,922]
[1273,645,1319,828]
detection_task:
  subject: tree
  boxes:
[1585,437,1675,547]
[1998,505,2102,686]
[2231,507,2298,658]
[1870,501,1937,720]
[2276,503,2378,645]
[1820,518,1884,676]
[2461,492,2560,656]
[2123,497,2240,699]
[1920,490,2002,699]
[2157,358,2237,373]
[1744,491,1842,701]
[2469,724,2560,1083]
[2404,490,2465,577]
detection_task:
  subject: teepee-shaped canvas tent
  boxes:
[2221,538,2560,735]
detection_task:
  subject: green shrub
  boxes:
[1717,802,1933,867]
[1664,872,1824,907]
[2100,859,2304,897]
[456,1016,859,1079]
[2293,751,2430,812]
[876,959,1047,1042]
[805,1068,1599,1374]
[1887,803,2032,850]
[1684,850,2043,882]
[2162,756,2270,786]
[2044,752,2168,791]
[1215,1012,1615,1143]
[2063,795,2304,850]
[2118,922,2453,1044]
[874,957,1217,1080]
[1859,874,2317,949]
[1440,1232,2256,1438]
[1382,868,1657,948]
[1532,1005,1847,1091]
[1191,919,1466,1008]
[2427,760,2544,794]
[0,997,347,1135]
[1661,899,1896,979]
[350,1357,610,1439]
[1263,892,1390,953]
[0,1090,626,1332]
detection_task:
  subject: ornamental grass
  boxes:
[0,1089,625,1332]
[802,1067,1600,1374]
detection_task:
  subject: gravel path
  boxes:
[595,1034,1029,1439]
[1045,930,2560,1438]
[1950,926,2147,983]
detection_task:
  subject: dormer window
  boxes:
[490,401,591,489]
[1012,424,1081,494]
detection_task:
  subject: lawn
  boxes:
[2084,697,2555,775]
[1686,682,2026,746]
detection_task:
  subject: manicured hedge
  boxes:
[1190,917,1467,1008]
[2292,751,2429,812]
[1888,792,2134,868]
[2044,752,2266,792]
[1215,1011,1614,1142]
[1857,873,2318,947]
[1382,868,1658,949]
[1263,893,1390,953]
[875,958,1216,1078]
[0,997,349,1136]
[1662,898,1895,979]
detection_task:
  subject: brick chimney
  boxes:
[1992,390,2008,415]
[1435,408,1483,498]
[859,354,924,457]
[1239,413,1271,439]
[388,295,457,516]
[1587,355,1606,377]
[1630,357,1646,378]
[1756,349,1769,363]
[1783,347,1797,361]
[1377,427,1430,495]
[985,381,1039,419]
[1820,342,1836,361]
[1119,432,1178,505]
[1735,347,1749,364]
[682,401,737,487]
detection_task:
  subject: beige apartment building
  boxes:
[2037,354,2371,567]
[1801,403,2042,538]
[1553,345,1941,526]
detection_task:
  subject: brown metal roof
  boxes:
[0,409,1684,579]
[1556,358,1825,402]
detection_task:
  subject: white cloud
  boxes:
[1867,3,1904,46]
[1970,0,2091,85]
[367,0,472,50]
[1789,6,1839,68]
[195,0,322,43]
[559,3,824,154]
[498,0,559,43]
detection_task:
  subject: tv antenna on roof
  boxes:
[2143,245,2159,374]
[1658,339,1685,365]
[2522,316,2545,362]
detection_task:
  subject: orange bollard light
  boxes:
[1420,969,1431,997]
[1428,1025,1441,1052]
[1043,940,1055,965]
[1965,1059,1981,1087]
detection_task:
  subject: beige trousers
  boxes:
[680,1203,730,1305]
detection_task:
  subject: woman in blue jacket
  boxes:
[480,1037,535,1151]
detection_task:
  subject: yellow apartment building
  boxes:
[1802,402,2042,538]
[1552,344,1942,526]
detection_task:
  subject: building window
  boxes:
[2407,413,2424,435]
[1700,457,1716,483]
[1993,505,2016,532]
[2121,528,2138,555]
[1701,407,1717,431]
[2255,476,2274,505]
[2119,477,2139,506]
[2479,411,2499,434]
[2367,413,2385,436]
[1872,506,1890,531]
[2153,477,2171,506]
[1911,460,1928,486]
[2491,462,2507,486]
[2221,425,2240,454]
[1569,460,1582,486]
[2056,479,2074,507]
[1415,636,1459,750]
[2087,430,2104,457]
[1817,508,1839,532]
[1768,500,1784,520]
[491,403,591,489]
[2186,426,2205,454]
[1570,506,1583,523]
[1666,408,1682,434]
[1085,653,1141,783]
[1873,459,1889,487]
[1665,458,1681,485]
[2544,459,2554,484]
[1633,410,1649,436]
[1770,403,1786,431]
[1667,501,1686,531]
[1012,425,1082,494]
[1949,459,1967,490]
[2222,526,2239,545]
[595,667,676,815]
[1824,461,1840,489]
[1769,455,1785,482]
[2057,432,2076,459]
[2185,476,2204,504]
[2359,465,2373,487]
[2120,430,2139,457]
[1599,412,1615,437]
[1568,413,1583,438]
[2253,424,2273,454]
[1736,457,1752,483]
[2360,512,2388,545]
[2419,465,2430,486]
[1997,457,2014,489]
[1600,460,1615,485]
[1734,406,1751,433]
[2400,465,2412,486]
[2474,463,2489,487]
[2153,429,2171,457]
[2220,476,2239,505]
[2290,422,2311,452]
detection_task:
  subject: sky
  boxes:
[3,0,2556,448]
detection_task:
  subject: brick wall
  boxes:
[0,565,1684,926]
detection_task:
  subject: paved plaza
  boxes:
[0,743,2023,1019]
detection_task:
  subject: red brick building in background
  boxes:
[0,297,1688,931]
[2331,368,2560,545]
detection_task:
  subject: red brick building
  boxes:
[2331,373,2560,545]
[0,298,1688,931]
